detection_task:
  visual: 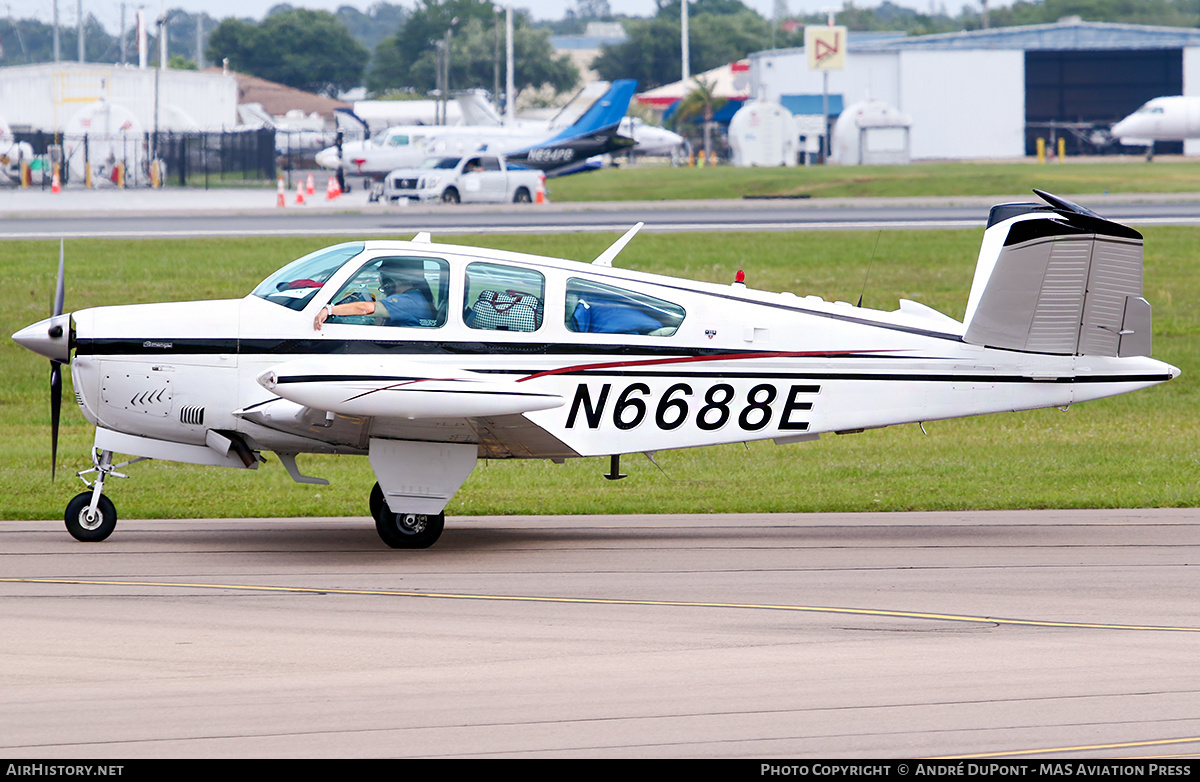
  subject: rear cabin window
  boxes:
[565,278,685,336]
[325,256,449,329]
[464,262,545,332]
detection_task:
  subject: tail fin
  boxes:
[541,79,638,145]
[505,80,638,176]
[454,90,503,127]
[962,190,1151,358]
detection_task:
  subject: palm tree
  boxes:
[672,76,726,164]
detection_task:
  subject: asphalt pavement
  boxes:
[6,180,1200,219]
[4,509,1200,758]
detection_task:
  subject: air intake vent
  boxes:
[180,405,205,426]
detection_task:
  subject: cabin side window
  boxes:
[464,262,545,332]
[326,256,449,329]
[564,278,685,336]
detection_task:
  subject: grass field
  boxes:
[3,226,1197,520]
[548,158,1200,201]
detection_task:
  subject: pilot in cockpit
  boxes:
[313,257,435,330]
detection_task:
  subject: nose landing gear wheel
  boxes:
[65,492,117,542]
[369,482,445,549]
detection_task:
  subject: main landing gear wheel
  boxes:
[65,491,117,542]
[369,482,444,549]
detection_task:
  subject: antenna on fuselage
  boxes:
[592,222,644,267]
[856,230,882,308]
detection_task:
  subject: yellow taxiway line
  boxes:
[4,576,1200,633]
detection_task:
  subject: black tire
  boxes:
[369,482,445,549]
[513,187,532,203]
[64,491,117,542]
[441,188,460,205]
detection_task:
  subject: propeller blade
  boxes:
[50,361,61,480]
[50,240,65,479]
[53,239,65,317]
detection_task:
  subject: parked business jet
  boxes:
[455,87,688,159]
[1111,96,1200,146]
[315,80,638,179]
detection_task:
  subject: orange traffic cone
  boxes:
[51,164,61,194]
[535,174,546,204]
[326,176,341,200]
[306,173,315,195]
[276,177,286,207]
[295,180,306,206]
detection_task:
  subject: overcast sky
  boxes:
[14,1,989,32]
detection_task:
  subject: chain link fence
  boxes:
[9,128,286,188]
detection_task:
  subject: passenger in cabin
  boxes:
[314,258,435,330]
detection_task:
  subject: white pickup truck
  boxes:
[382,154,544,205]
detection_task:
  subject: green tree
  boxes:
[594,0,794,90]
[983,0,1199,28]
[672,75,726,161]
[336,3,410,56]
[367,0,578,97]
[205,9,369,95]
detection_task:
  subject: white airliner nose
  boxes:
[12,313,72,362]
[1110,117,1137,138]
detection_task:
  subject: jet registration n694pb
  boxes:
[12,191,1179,549]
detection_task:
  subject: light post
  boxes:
[680,0,689,83]
[152,13,165,172]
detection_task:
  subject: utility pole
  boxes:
[76,0,83,62]
[52,0,59,62]
[772,0,787,49]
[493,6,501,113]
[159,7,167,70]
[505,4,513,125]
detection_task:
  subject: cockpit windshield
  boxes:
[251,243,365,310]
[421,157,461,170]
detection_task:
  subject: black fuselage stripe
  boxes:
[278,370,1167,387]
[75,338,941,358]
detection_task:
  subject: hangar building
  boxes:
[0,62,238,133]
[747,19,1200,159]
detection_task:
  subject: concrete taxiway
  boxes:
[3,509,1199,758]
[5,186,1200,239]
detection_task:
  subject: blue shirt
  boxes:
[379,289,434,327]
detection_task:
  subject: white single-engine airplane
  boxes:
[13,191,1178,548]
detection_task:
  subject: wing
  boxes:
[255,356,565,419]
